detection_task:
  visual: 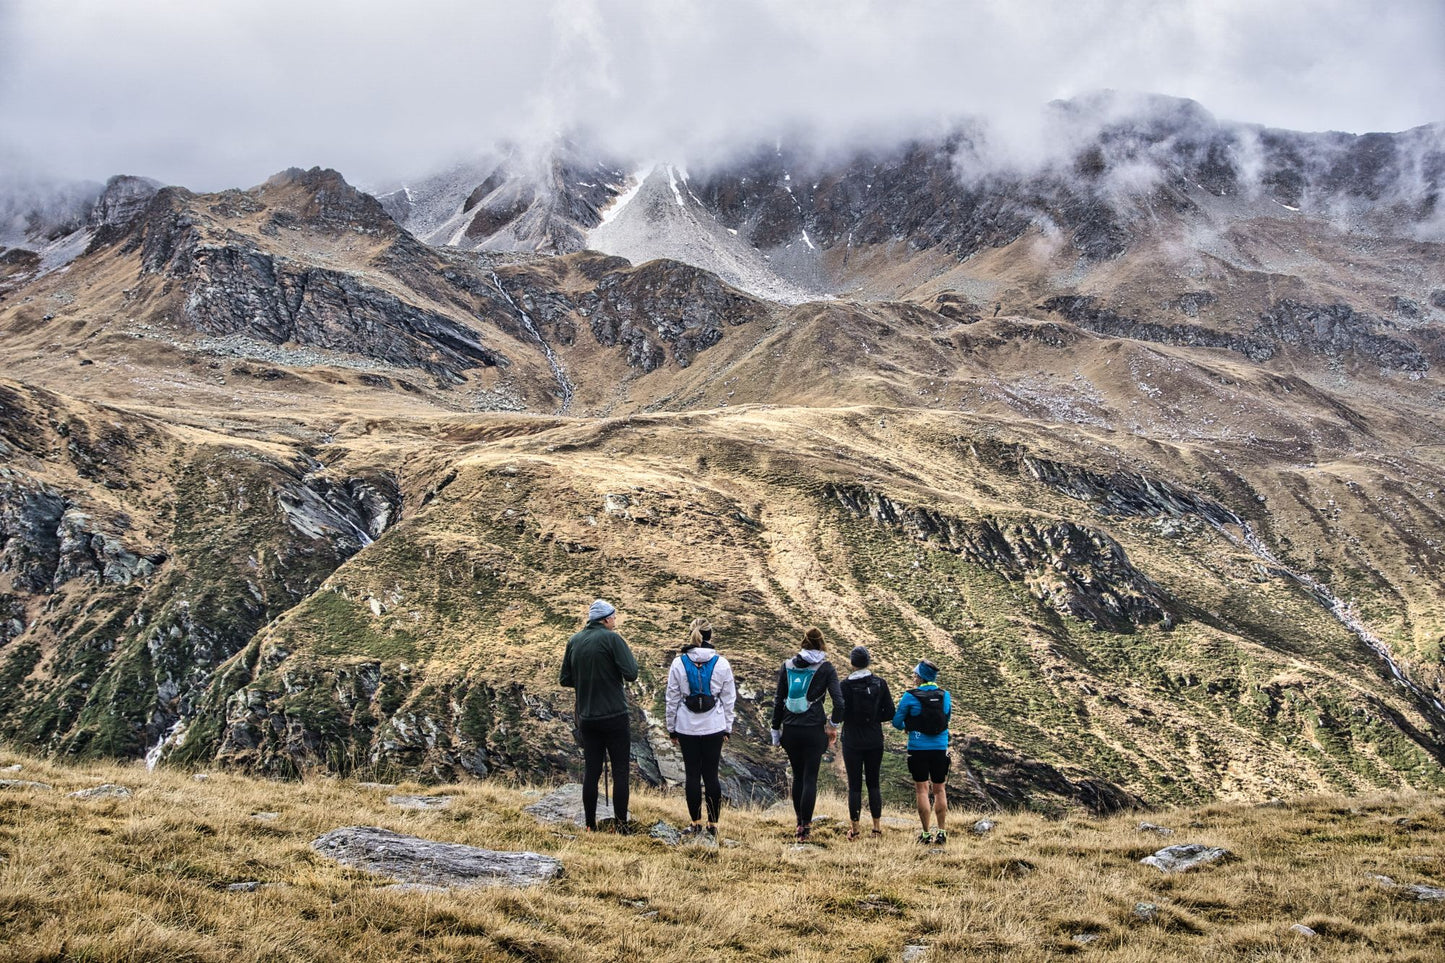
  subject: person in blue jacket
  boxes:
[891,659,952,844]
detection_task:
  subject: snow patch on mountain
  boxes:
[585,168,825,306]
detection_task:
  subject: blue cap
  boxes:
[588,599,616,621]
[914,659,939,682]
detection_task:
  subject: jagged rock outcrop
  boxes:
[1044,295,1429,372]
[0,469,66,592]
[960,739,1142,816]
[85,175,161,249]
[828,484,1172,631]
[1254,300,1428,373]
[92,176,513,380]
[576,259,768,371]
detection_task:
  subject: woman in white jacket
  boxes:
[665,617,737,840]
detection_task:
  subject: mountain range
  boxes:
[1,93,1442,813]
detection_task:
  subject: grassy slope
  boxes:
[0,751,1441,963]
[166,406,1443,806]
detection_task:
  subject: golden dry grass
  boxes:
[1,751,1441,962]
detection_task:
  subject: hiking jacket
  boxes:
[891,683,951,751]
[664,646,737,736]
[839,670,895,752]
[560,619,639,722]
[769,649,844,731]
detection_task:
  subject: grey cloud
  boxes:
[0,0,1441,192]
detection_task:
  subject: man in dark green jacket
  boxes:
[560,599,639,831]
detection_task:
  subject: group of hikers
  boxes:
[559,599,954,844]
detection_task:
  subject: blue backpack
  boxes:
[682,656,719,713]
[784,663,819,714]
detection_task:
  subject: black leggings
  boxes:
[843,744,884,822]
[676,731,726,823]
[578,715,631,829]
[779,725,829,826]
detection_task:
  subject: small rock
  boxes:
[1405,884,1445,901]
[357,782,397,791]
[252,812,280,821]
[312,826,562,889]
[1138,821,1174,836]
[1289,924,1317,937]
[1141,843,1231,873]
[226,881,264,893]
[386,795,453,810]
[1368,874,1397,887]
[524,783,613,827]
[1,764,20,772]
[1133,902,1159,922]
[638,910,660,920]
[648,821,683,846]
[67,784,132,799]
[971,819,996,835]
[193,773,210,782]
[1072,933,1100,945]
[0,779,52,791]
[901,945,927,962]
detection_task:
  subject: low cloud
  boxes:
[0,0,1441,191]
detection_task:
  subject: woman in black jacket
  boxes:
[770,626,844,841]
[839,645,895,840]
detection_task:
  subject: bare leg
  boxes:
[932,781,948,831]
[914,781,933,831]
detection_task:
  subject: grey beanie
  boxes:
[588,599,616,621]
[850,646,871,668]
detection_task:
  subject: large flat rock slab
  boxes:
[312,826,562,889]
[524,783,613,826]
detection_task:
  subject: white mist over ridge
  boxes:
[1,1,1442,191]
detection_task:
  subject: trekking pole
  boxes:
[603,752,611,811]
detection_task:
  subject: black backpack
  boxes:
[843,676,885,726]
[904,687,949,735]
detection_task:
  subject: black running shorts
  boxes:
[906,749,950,784]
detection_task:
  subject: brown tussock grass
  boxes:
[0,750,1441,962]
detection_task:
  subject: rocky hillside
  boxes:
[0,98,1443,811]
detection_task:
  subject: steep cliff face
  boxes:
[0,384,402,760]
[828,484,1173,632]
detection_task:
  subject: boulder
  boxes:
[1141,843,1230,873]
[311,826,562,889]
[1406,884,1445,901]
[971,819,996,835]
[67,784,132,799]
[524,783,613,826]
[0,779,52,791]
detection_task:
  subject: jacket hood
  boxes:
[685,646,718,664]
[793,648,827,666]
[847,669,873,680]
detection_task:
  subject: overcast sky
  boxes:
[1,0,1442,192]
